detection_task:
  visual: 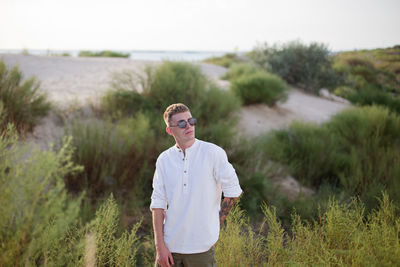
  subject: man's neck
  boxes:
[176,139,195,155]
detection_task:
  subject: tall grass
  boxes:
[0,60,51,134]
[216,193,400,266]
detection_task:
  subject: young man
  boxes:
[150,103,242,267]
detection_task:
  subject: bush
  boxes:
[221,63,259,81]
[248,41,340,93]
[64,113,157,203]
[262,105,400,211]
[102,61,241,148]
[78,50,130,58]
[203,53,244,68]
[231,71,288,106]
[0,60,51,133]
[0,127,84,266]
[346,87,400,114]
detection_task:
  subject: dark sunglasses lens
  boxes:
[177,120,187,128]
[188,118,197,126]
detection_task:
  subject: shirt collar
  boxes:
[174,138,199,153]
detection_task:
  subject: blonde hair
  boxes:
[163,103,190,126]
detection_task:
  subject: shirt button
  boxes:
[184,184,186,186]
[184,171,187,173]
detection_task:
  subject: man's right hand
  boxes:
[156,244,174,267]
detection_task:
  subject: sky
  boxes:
[1,0,399,52]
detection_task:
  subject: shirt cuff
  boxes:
[222,185,243,198]
[150,199,167,211]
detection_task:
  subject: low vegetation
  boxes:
[78,50,130,58]
[202,52,245,68]
[231,71,289,106]
[0,60,51,134]
[247,41,339,94]
[262,105,400,211]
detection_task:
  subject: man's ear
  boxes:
[166,127,173,136]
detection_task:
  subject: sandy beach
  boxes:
[1,54,350,139]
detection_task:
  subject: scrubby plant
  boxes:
[64,113,157,203]
[248,41,340,93]
[332,48,400,114]
[262,105,400,211]
[78,50,130,58]
[216,193,400,266]
[203,53,245,68]
[102,61,241,148]
[0,126,85,266]
[0,60,51,133]
[231,71,289,106]
[221,62,259,81]
[89,195,141,266]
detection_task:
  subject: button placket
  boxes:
[183,154,189,193]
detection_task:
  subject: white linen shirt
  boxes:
[150,138,242,254]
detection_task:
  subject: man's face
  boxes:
[166,111,195,144]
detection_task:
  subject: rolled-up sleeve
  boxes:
[214,147,242,198]
[150,160,167,211]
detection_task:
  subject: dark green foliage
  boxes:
[231,71,289,106]
[262,106,400,211]
[78,50,130,58]
[248,41,340,93]
[64,114,156,203]
[0,60,51,133]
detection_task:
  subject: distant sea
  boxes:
[0,49,234,61]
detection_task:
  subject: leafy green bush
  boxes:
[0,60,51,133]
[89,195,141,266]
[0,126,84,266]
[102,61,241,148]
[64,114,156,203]
[78,50,130,58]
[262,105,400,211]
[203,53,244,68]
[346,87,400,114]
[221,63,259,81]
[231,71,288,106]
[248,41,340,93]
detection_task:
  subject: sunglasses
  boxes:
[170,117,197,128]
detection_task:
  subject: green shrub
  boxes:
[221,63,259,81]
[78,50,130,58]
[0,60,51,133]
[203,53,244,68]
[0,127,85,266]
[262,106,400,211]
[102,61,241,148]
[345,86,400,114]
[231,71,288,106]
[64,113,156,203]
[248,41,340,93]
[90,195,141,266]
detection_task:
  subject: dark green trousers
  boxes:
[156,247,217,267]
